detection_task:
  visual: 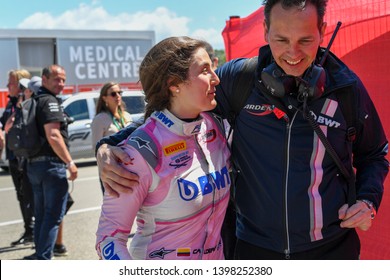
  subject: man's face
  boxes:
[264,2,326,77]
[7,74,20,97]
[43,67,66,95]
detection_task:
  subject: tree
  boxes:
[215,49,226,65]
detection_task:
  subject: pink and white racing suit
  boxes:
[96,109,231,260]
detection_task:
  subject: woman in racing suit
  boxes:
[96,36,231,260]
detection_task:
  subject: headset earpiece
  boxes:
[298,64,326,100]
[261,62,326,101]
[261,63,296,97]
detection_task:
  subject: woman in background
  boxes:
[91,82,133,193]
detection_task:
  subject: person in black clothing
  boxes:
[23,65,78,260]
[0,69,35,247]
[0,124,4,156]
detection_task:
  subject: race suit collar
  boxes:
[151,109,204,136]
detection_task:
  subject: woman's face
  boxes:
[7,75,19,97]
[23,88,33,100]
[103,84,122,111]
[170,47,220,119]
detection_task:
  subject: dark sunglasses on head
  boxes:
[106,91,122,97]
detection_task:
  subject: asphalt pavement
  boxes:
[0,208,101,260]
[0,160,136,260]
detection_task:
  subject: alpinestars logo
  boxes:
[129,136,157,157]
[244,104,274,116]
[149,247,175,259]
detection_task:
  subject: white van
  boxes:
[61,90,145,160]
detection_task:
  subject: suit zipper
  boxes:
[194,134,216,259]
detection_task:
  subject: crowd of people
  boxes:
[1,70,35,248]
[1,67,137,259]
[1,0,388,261]
[1,66,78,260]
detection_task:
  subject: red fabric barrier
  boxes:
[222,0,390,259]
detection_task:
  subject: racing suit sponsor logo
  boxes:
[244,104,274,116]
[193,240,222,255]
[310,111,341,128]
[149,247,175,259]
[164,141,186,156]
[178,166,230,201]
[191,124,202,134]
[154,111,174,128]
[129,136,157,157]
[102,241,120,260]
[177,248,191,257]
[169,151,192,169]
[200,129,216,143]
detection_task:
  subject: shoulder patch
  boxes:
[125,129,159,169]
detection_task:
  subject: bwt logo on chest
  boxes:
[177,166,230,201]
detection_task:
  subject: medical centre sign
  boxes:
[57,38,153,85]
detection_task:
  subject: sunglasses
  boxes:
[106,91,122,97]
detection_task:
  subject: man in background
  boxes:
[204,41,219,70]
[0,69,35,247]
[24,65,77,260]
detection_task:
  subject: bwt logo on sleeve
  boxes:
[177,166,230,201]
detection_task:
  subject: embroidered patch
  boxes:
[200,129,216,143]
[176,248,191,257]
[169,151,192,169]
[129,136,157,157]
[163,141,186,156]
[149,247,175,259]
[191,124,201,134]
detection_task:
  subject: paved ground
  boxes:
[0,160,137,261]
[0,208,101,260]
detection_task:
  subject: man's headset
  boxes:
[260,21,342,103]
[261,62,326,102]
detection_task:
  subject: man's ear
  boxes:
[263,21,269,43]
[319,22,327,44]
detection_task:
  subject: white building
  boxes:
[0,29,155,109]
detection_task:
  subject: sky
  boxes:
[0,0,263,50]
